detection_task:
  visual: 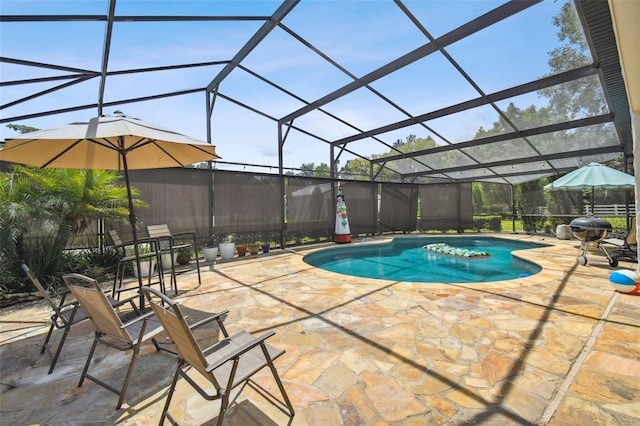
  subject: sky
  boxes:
[0,0,568,173]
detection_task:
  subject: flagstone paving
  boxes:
[1,233,638,425]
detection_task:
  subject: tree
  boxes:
[299,163,317,177]
[539,1,606,119]
[341,158,371,180]
[313,163,331,178]
[517,180,547,232]
[297,162,334,178]
[6,124,38,134]
[472,183,484,213]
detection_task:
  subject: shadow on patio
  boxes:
[1,235,638,425]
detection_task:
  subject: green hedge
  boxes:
[473,216,502,232]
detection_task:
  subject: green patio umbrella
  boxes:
[544,162,635,211]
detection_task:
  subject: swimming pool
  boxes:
[303,236,547,283]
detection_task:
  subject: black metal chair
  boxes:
[602,216,638,265]
[146,224,201,294]
[108,229,165,300]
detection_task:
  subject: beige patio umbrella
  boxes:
[0,111,220,306]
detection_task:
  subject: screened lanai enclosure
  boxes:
[0,0,636,245]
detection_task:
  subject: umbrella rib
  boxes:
[149,140,186,166]
[41,139,85,168]
[40,138,118,168]
[92,138,120,150]
[122,137,164,154]
[143,140,217,166]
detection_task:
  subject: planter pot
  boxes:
[236,245,247,257]
[132,260,156,278]
[161,253,176,271]
[202,246,218,263]
[177,253,191,265]
[219,242,235,259]
[247,243,260,255]
[261,243,271,253]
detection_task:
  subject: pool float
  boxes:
[422,243,491,259]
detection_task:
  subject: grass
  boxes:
[500,217,630,234]
[501,220,524,232]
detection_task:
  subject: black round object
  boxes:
[569,217,612,242]
[569,217,612,230]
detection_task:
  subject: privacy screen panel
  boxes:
[213,171,283,234]
[110,168,210,241]
[419,183,473,230]
[341,181,378,235]
[379,183,418,232]
[287,177,333,232]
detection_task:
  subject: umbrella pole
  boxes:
[120,144,145,309]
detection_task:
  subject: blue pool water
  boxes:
[303,236,547,283]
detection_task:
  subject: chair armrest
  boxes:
[171,231,197,252]
[52,290,72,310]
[50,288,72,300]
[172,231,196,240]
[188,310,230,330]
[120,310,155,329]
[205,331,276,371]
[171,231,196,244]
[109,294,140,312]
[137,236,162,245]
[114,236,161,248]
[56,300,80,315]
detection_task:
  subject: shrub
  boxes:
[473,216,502,232]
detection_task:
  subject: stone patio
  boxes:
[1,233,638,425]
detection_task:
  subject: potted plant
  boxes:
[176,245,192,265]
[219,234,236,259]
[234,233,248,257]
[235,242,247,257]
[247,241,260,255]
[202,235,218,263]
[128,243,156,278]
[160,252,176,271]
[258,232,272,253]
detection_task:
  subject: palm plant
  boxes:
[0,165,147,292]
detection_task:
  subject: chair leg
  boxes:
[261,345,295,416]
[161,362,182,425]
[195,249,201,284]
[112,264,118,298]
[216,390,230,426]
[156,251,166,295]
[169,247,178,294]
[115,349,140,410]
[79,334,99,387]
[47,324,72,374]
[40,323,55,354]
[144,257,154,290]
[193,238,201,284]
[112,261,125,299]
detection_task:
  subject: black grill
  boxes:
[569,217,612,242]
[569,217,614,266]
